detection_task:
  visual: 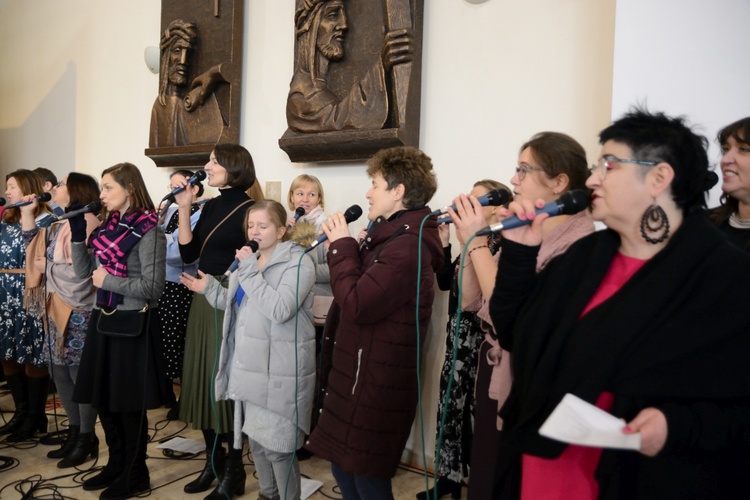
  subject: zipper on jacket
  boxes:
[351,348,363,395]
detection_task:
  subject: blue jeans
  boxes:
[331,462,394,500]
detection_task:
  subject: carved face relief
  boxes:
[317,0,348,61]
[168,39,192,87]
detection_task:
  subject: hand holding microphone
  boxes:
[286,206,306,229]
[431,188,510,216]
[446,193,498,245]
[222,240,260,281]
[308,205,363,253]
[163,170,207,202]
[5,192,52,210]
[476,189,590,246]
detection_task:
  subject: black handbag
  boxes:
[97,304,150,338]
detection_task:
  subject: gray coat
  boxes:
[202,240,316,434]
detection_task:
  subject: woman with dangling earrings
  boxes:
[710,116,750,251]
[485,109,750,499]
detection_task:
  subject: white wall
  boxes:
[0,0,616,469]
[611,0,750,207]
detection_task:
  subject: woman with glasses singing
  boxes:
[446,131,594,499]
[487,109,750,499]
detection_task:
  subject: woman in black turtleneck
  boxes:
[173,143,256,499]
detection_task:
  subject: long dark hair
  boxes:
[710,117,750,224]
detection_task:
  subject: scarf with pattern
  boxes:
[90,210,157,308]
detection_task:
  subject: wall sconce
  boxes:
[144,46,159,74]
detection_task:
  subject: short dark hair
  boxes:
[214,143,256,190]
[66,172,101,209]
[599,109,717,214]
[33,168,58,188]
[101,162,155,213]
[519,132,589,192]
[366,146,437,209]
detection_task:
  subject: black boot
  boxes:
[47,425,79,459]
[99,411,150,499]
[184,446,226,493]
[6,375,48,442]
[204,452,246,500]
[0,373,27,435]
[416,476,463,500]
[57,431,99,468]
[82,410,123,491]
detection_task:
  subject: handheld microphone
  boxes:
[305,205,363,253]
[0,198,5,207]
[55,201,103,221]
[161,170,207,201]
[287,206,305,229]
[4,192,52,209]
[430,188,511,217]
[475,189,590,236]
[436,216,451,225]
[222,240,260,281]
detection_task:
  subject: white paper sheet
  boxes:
[539,393,641,450]
[301,477,323,499]
[156,436,206,455]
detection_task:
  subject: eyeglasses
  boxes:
[515,163,545,181]
[55,180,66,188]
[588,156,659,180]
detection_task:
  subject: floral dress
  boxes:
[0,222,45,366]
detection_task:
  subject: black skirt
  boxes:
[73,308,171,413]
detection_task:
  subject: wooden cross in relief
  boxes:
[214,0,219,17]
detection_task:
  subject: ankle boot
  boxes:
[57,431,99,468]
[204,454,246,500]
[0,373,27,435]
[416,476,462,500]
[47,425,79,459]
[184,446,226,493]
[99,464,150,500]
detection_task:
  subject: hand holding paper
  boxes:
[539,393,641,450]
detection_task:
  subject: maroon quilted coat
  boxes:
[306,207,444,478]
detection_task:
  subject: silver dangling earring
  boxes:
[640,202,670,244]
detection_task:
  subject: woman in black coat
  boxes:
[488,109,750,499]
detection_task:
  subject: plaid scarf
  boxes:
[90,210,158,308]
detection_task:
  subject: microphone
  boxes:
[305,205,363,253]
[0,197,5,206]
[436,216,451,225]
[161,170,207,201]
[4,192,52,209]
[222,240,260,281]
[287,206,305,229]
[55,201,103,221]
[430,188,511,216]
[475,189,590,236]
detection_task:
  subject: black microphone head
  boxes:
[38,192,52,202]
[248,240,259,252]
[558,189,591,215]
[190,170,207,183]
[343,205,363,223]
[294,206,305,218]
[87,201,103,213]
[0,197,5,206]
[486,188,511,207]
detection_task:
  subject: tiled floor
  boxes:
[0,386,449,499]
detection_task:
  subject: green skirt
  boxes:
[179,283,233,433]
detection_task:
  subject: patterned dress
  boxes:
[41,235,93,366]
[0,222,45,366]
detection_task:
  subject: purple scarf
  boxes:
[90,210,158,308]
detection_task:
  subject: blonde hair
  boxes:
[287,174,325,210]
[244,200,290,242]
